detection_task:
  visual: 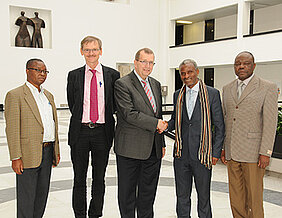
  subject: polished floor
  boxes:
[0,110,282,217]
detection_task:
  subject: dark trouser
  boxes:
[71,125,109,218]
[116,148,161,218]
[174,157,212,218]
[16,144,53,218]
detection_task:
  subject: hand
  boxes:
[212,157,219,165]
[12,159,23,175]
[162,147,166,158]
[53,154,60,167]
[258,155,270,169]
[220,150,227,165]
[157,119,168,134]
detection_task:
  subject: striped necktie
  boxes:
[141,80,156,113]
[89,69,99,123]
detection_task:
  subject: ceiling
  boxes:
[175,0,282,24]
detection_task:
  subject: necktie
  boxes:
[237,81,245,99]
[141,80,156,113]
[89,69,99,123]
[187,89,194,119]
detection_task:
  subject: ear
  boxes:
[196,68,200,76]
[80,48,84,56]
[253,63,256,71]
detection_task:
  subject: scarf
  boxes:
[174,79,212,169]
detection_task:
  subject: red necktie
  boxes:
[141,80,156,113]
[89,69,99,123]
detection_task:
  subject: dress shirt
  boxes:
[82,63,105,123]
[237,73,255,90]
[186,81,199,119]
[26,82,55,142]
[134,70,157,110]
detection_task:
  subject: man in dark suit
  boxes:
[168,59,225,218]
[67,36,120,218]
[114,48,167,218]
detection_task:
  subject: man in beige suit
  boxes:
[221,51,278,218]
[5,58,60,218]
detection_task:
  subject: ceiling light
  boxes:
[176,20,192,24]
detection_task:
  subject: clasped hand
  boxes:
[157,119,168,134]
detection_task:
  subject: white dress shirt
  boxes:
[186,81,199,119]
[26,82,55,142]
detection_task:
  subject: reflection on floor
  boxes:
[0,110,282,217]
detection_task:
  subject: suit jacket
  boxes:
[5,84,60,169]
[222,75,278,162]
[168,85,225,161]
[67,65,120,148]
[114,71,165,160]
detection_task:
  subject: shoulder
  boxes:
[206,85,220,95]
[148,76,161,87]
[68,66,84,76]
[102,65,119,74]
[5,85,26,102]
[223,79,236,91]
[257,76,277,89]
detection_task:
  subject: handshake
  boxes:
[157,119,168,134]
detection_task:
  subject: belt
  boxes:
[43,142,54,147]
[81,122,105,129]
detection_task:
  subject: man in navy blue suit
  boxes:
[168,59,225,218]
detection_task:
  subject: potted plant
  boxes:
[272,106,282,158]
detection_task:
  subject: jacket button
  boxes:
[233,118,236,121]
[236,106,238,109]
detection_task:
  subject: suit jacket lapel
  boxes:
[238,75,258,104]
[129,71,154,114]
[230,80,238,104]
[23,84,43,127]
[102,65,110,108]
[148,77,161,115]
[44,91,56,122]
[79,66,86,105]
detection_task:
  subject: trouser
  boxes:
[227,159,265,218]
[17,144,53,218]
[174,157,212,218]
[116,148,161,218]
[71,125,109,218]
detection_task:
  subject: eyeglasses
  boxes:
[83,49,100,53]
[138,60,155,66]
[27,68,49,74]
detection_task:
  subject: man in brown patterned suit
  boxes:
[221,51,278,218]
[5,58,60,218]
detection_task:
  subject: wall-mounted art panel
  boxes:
[10,5,52,49]
[116,63,134,77]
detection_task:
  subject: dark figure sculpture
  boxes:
[29,12,45,48]
[15,11,32,47]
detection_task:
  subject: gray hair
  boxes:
[179,59,198,71]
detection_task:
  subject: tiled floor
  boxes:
[0,110,282,217]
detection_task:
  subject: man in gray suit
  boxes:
[114,48,167,218]
[221,51,278,218]
[168,59,225,218]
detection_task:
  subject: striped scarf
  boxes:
[174,79,213,169]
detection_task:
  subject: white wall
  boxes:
[0,0,168,107]
[169,0,238,20]
[183,21,204,44]
[215,14,237,39]
[254,3,282,33]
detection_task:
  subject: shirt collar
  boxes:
[86,62,102,74]
[26,81,44,93]
[238,73,254,86]
[134,70,149,84]
[186,80,199,93]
